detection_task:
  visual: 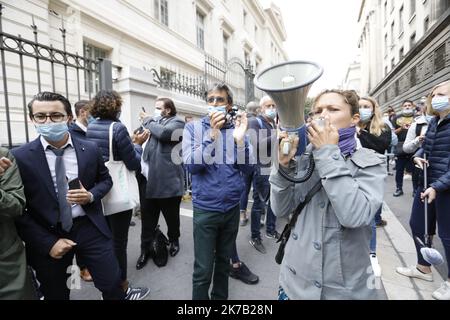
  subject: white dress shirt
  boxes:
[40,134,86,218]
[75,120,87,133]
[141,140,149,179]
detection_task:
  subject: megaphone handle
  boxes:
[282,140,290,155]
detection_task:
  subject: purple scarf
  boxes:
[338,126,357,156]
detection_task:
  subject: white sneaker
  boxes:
[370,254,382,277]
[432,281,450,300]
[396,266,433,282]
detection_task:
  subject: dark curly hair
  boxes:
[90,90,122,120]
[313,89,360,116]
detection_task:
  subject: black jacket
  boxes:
[358,123,392,155]
[415,114,450,192]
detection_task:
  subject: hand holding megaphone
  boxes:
[278,131,299,168]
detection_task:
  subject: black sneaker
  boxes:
[249,238,266,254]
[124,286,150,300]
[376,220,388,227]
[229,262,259,285]
[265,230,281,240]
[393,189,404,197]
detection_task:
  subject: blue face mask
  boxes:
[36,122,69,142]
[265,109,277,120]
[432,96,450,112]
[87,115,96,124]
[359,108,373,123]
[207,105,227,116]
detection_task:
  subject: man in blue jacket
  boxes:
[183,83,254,300]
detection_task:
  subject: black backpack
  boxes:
[150,226,169,267]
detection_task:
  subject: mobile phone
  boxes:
[68,178,81,190]
[141,107,146,112]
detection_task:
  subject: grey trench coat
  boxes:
[270,144,386,300]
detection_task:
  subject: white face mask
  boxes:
[154,108,163,118]
[432,95,450,112]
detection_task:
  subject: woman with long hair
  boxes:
[357,96,392,275]
[397,80,450,300]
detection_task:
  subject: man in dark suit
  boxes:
[69,100,92,140]
[12,92,128,300]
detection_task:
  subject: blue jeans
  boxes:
[278,286,289,300]
[370,219,377,254]
[239,169,254,212]
[374,206,383,225]
[251,172,276,239]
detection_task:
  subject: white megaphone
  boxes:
[254,61,323,156]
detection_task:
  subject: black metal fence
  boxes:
[0,3,114,148]
[148,54,256,109]
[147,66,207,100]
[205,54,255,108]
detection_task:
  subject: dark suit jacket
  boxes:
[12,135,113,257]
[69,123,87,140]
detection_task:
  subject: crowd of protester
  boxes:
[1,79,449,300]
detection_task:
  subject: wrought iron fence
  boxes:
[147,54,256,109]
[147,66,207,100]
[0,3,115,148]
[204,53,255,108]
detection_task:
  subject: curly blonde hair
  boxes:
[359,96,388,137]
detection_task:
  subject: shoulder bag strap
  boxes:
[288,180,322,229]
[108,122,116,162]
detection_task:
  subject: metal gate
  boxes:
[204,54,255,108]
[0,3,113,148]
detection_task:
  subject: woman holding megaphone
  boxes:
[270,89,386,300]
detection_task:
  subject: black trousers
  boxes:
[27,217,125,300]
[106,210,132,282]
[140,196,182,251]
[395,155,413,190]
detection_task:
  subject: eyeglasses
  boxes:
[32,112,67,124]
[207,96,226,104]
